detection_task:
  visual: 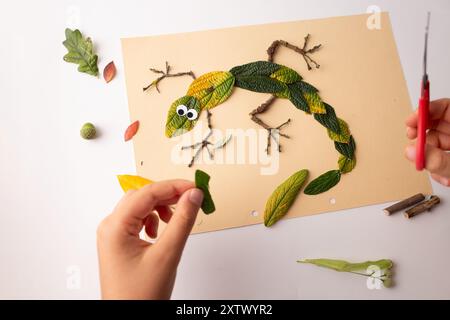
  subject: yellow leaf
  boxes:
[117,175,153,192]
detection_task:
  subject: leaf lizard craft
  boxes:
[146,34,356,195]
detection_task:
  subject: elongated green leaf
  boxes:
[195,170,215,214]
[338,155,356,174]
[234,75,286,94]
[229,61,280,77]
[63,28,99,76]
[314,103,341,133]
[264,169,309,227]
[165,96,201,138]
[304,170,341,195]
[186,71,235,109]
[335,135,356,159]
[297,258,393,273]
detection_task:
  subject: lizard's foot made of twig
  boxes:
[143,61,196,93]
[181,131,233,168]
[267,34,321,70]
[265,118,291,154]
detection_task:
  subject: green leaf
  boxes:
[229,61,280,77]
[234,75,286,94]
[327,119,350,143]
[270,66,302,84]
[165,96,201,138]
[230,61,290,94]
[338,155,356,174]
[62,28,99,76]
[186,71,235,109]
[195,170,215,214]
[314,103,341,133]
[299,81,326,114]
[334,135,356,159]
[304,170,341,195]
[297,258,393,273]
[264,169,309,227]
[287,83,310,113]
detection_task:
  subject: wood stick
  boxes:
[404,195,441,219]
[383,193,425,215]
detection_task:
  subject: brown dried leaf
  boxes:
[124,120,139,142]
[103,61,116,83]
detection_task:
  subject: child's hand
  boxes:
[405,98,450,186]
[97,180,203,299]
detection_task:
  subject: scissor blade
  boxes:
[423,12,431,75]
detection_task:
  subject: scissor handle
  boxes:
[416,80,430,171]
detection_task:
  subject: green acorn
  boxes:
[80,122,96,140]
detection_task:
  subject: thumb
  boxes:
[157,188,203,259]
[406,144,450,178]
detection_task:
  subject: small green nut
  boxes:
[382,278,393,288]
[80,122,96,140]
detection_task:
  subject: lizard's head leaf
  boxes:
[165,96,202,138]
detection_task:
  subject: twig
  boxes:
[249,96,291,154]
[383,193,425,215]
[143,61,196,92]
[267,34,321,70]
[181,122,214,168]
[404,195,441,219]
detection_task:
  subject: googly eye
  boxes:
[176,105,187,116]
[186,109,198,120]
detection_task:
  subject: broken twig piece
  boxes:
[404,195,440,219]
[383,193,425,215]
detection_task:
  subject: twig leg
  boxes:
[143,61,196,92]
[267,34,321,70]
[181,110,216,167]
[249,96,291,154]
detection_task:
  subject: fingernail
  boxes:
[440,177,450,186]
[189,188,204,206]
[406,145,416,161]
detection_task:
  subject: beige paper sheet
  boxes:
[121,13,432,234]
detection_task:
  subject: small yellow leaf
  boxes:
[117,175,153,192]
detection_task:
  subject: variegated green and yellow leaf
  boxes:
[299,81,326,114]
[264,169,309,227]
[187,71,235,109]
[338,155,356,174]
[165,96,201,138]
[327,118,350,143]
[270,66,302,84]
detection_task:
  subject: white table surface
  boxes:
[0,0,449,299]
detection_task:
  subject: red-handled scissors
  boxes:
[416,12,431,171]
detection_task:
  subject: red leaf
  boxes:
[103,61,116,83]
[124,120,139,142]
